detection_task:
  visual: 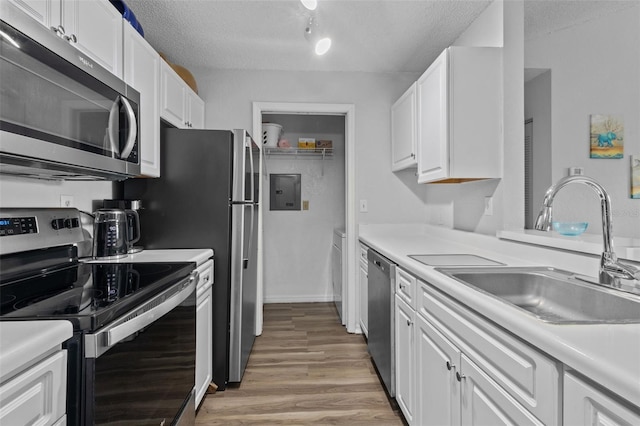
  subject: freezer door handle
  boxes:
[243,258,249,269]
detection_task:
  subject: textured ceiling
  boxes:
[124,0,636,74]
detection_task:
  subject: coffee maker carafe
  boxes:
[92,209,140,259]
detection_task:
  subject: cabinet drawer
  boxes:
[396,267,416,309]
[417,281,561,426]
[359,244,369,268]
[0,350,67,426]
[564,372,640,426]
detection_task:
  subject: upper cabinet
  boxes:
[391,82,417,171]
[9,0,123,78]
[160,60,205,129]
[415,47,502,183]
[123,23,160,177]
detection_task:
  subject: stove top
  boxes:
[0,261,195,332]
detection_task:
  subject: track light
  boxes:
[304,17,331,56]
[300,0,317,11]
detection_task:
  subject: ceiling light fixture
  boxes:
[304,17,331,56]
[300,0,317,11]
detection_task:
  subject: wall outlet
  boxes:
[60,195,74,207]
[302,200,309,210]
[359,199,368,213]
[484,196,493,216]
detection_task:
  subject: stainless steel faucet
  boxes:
[534,175,640,289]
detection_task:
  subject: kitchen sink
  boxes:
[436,267,640,324]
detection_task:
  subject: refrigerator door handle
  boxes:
[247,135,255,203]
[244,204,255,269]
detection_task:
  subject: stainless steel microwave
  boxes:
[0,2,141,180]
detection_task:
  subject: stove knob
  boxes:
[64,218,80,228]
[51,218,65,230]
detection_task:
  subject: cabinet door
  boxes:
[564,372,640,426]
[416,313,461,426]
[391,82,417,171]
[187,89,205,129]
[62,0,123,78]
[124,23,160,177]
[395,295,415,424]
[460,354,544,426]
[195,286,213,407]
[359,263,368,337]
[160,60,187,128]
[416,48,449,183]
[7,0,60,28]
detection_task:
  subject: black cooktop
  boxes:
[0,261,195,332]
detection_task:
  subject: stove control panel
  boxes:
[0,208,85,256]
[0,216,37,236]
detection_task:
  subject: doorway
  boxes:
[252,102,357,335]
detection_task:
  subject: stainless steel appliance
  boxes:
[0,208,197,425]
[92,208,140,259]
[0,2,141,180]
[367,249,396,397]
[122,128,259,390]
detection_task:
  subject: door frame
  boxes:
[252,102,358,334]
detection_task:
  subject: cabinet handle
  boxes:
[456,372,466,382]
[51,25,65,36]
[399,283,404,289]
[411,153,415,158]
[406,319,413,326]
[446,361,455,371]
[64,34,77,43]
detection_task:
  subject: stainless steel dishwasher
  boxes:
[367,249,396,397]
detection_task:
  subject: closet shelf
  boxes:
[264,147,333,158]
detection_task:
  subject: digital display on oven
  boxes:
[0,216,37,237]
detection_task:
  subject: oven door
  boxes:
[84,274,197,425]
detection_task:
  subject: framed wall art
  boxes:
[632,155,640,199]
[590,114,624,159]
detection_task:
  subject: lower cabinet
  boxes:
[395,295,415,424]
[563,372,640,426]
[394,274,561,426]
[195,260,214,407]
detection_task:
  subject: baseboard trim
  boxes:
[264,295,336,304]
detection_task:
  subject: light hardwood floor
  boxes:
[196,302,406,425]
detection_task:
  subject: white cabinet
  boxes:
[123,23,160,177]
[416,47,501,183]
[414,278,561,426]
[160,60,205,129]
[358,243,369,336]
[563,372,640,426]
[417,313,461,425]
[391,82,417,171]
[395,295,415,424]
[186,90,205,129]
[195,259,214,407]
[0,350,67,426]
[9,0,123,78]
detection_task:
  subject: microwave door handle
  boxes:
[119,97,137,159]
[107,96,120,157]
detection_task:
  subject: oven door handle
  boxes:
[85,273,197,358]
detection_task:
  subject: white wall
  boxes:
[0,175,113,212]
[525,4,640,238]
[260,114,345,302]
[193,68,427,226]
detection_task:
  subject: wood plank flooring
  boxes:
[196,302,406,425]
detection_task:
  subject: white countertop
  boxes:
[82,248,213,267]
[359,223,640,407]
[0,320,73,383]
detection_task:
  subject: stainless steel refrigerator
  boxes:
[122,128,259,390]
